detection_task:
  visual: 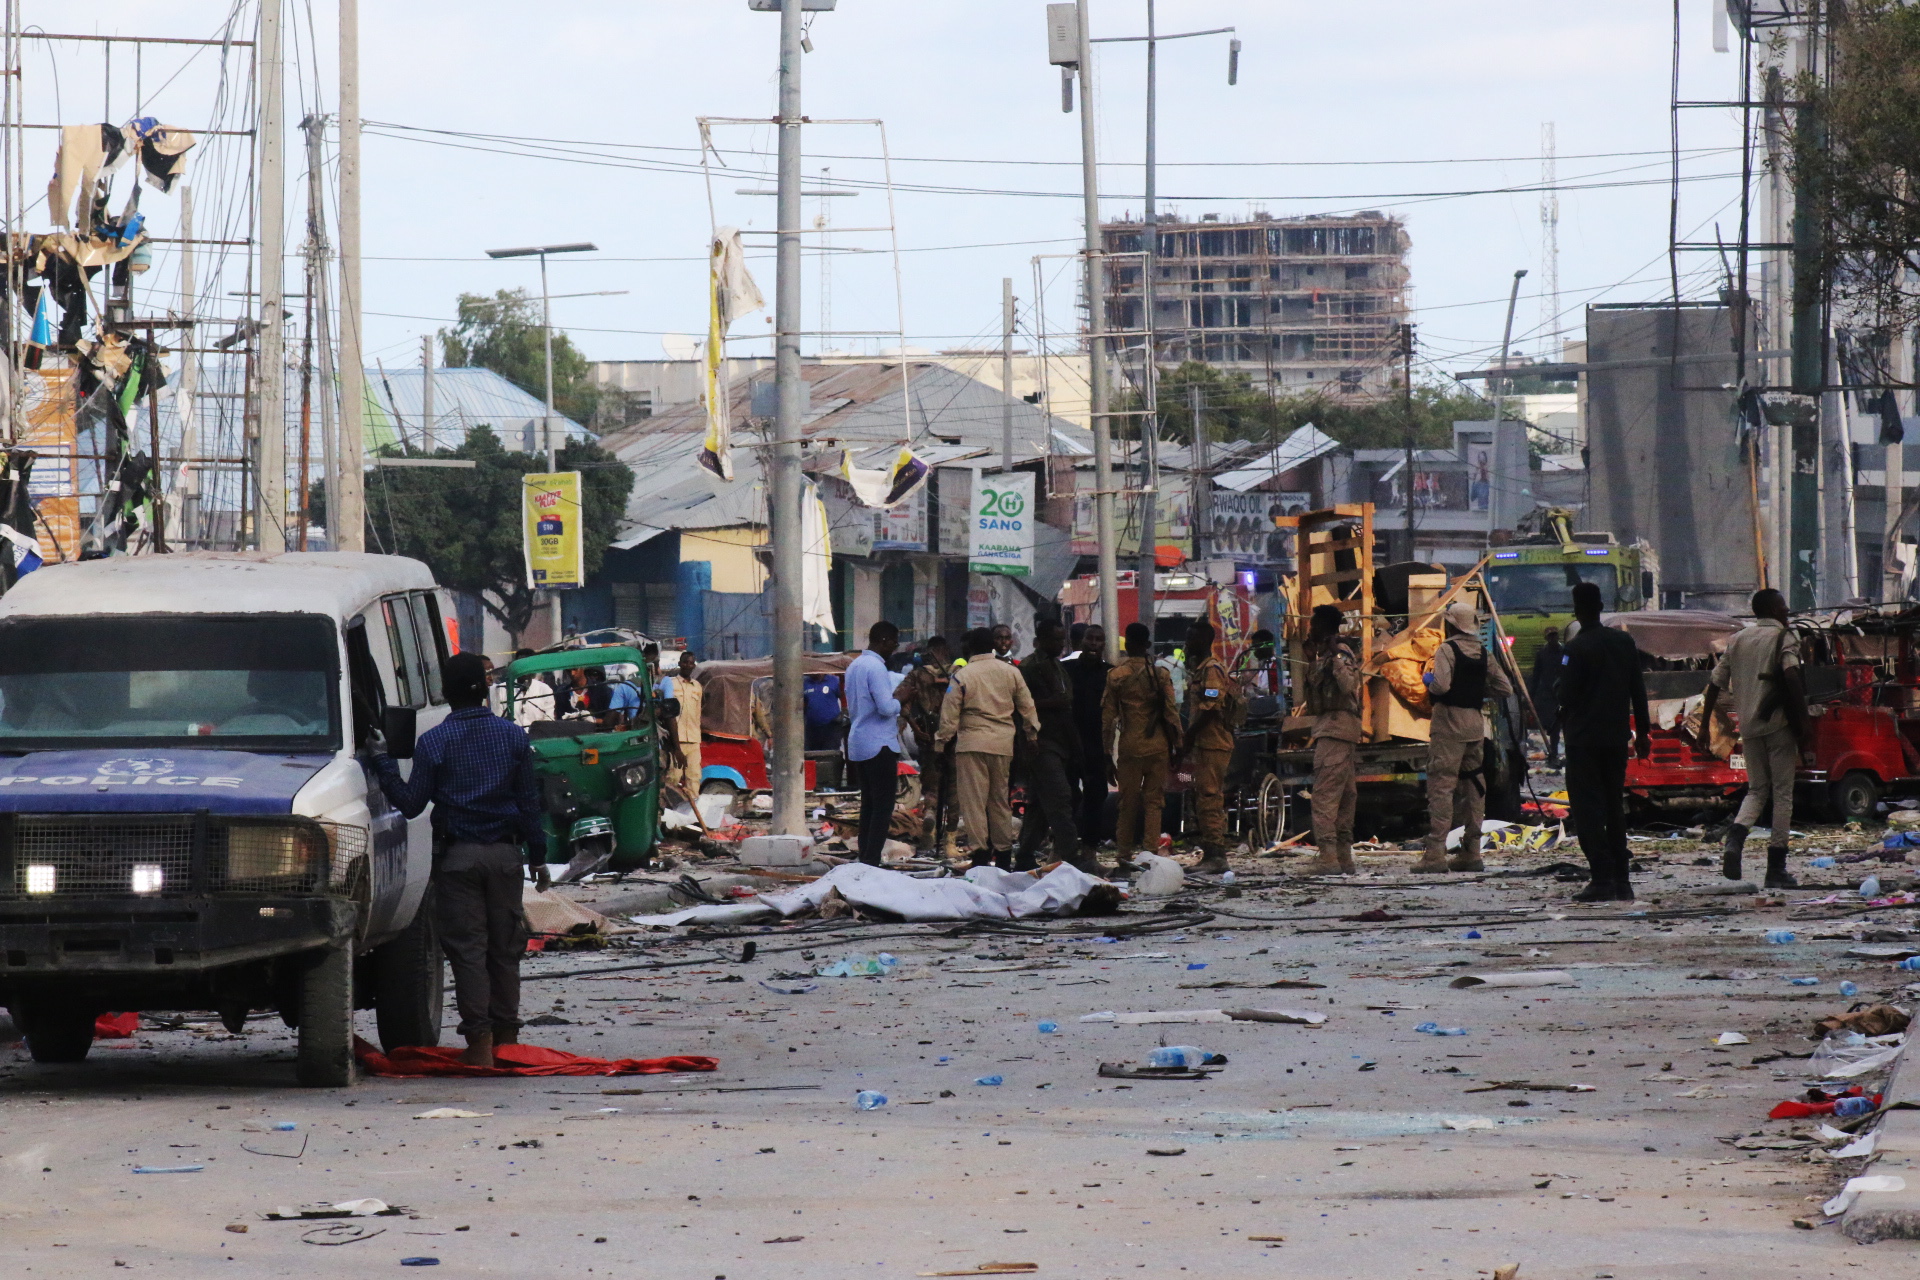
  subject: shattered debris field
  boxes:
[3,834,1915,1278]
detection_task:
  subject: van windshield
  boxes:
[1484,562,1618,614]
[0,615,340,751]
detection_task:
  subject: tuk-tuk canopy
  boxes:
[696,652,859,739]
[1598,610,1742,662]
[508,646,648,683]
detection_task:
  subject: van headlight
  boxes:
[223,823,327,889]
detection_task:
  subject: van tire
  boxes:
[1832,771,1881,824]
[296,941,357,1088]
[372,892,445,1053]
[13,1001,96,1064]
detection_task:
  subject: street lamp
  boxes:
[486,240,597,647]
[485,241,598,468]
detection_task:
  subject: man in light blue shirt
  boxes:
[845,620,903,865]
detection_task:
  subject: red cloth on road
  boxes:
[352,1036,718,1078]
[93,1012,139,1039]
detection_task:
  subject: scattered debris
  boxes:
[1449,970,1573,990]
[412,1108,492,1120]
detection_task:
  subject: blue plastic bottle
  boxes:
[855,1090,888,1110]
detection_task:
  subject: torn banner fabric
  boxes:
[840,446,931,509]
[699,226,764,481]
[354,1037,719,1078]
[802,477,836,632]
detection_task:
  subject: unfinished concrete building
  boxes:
[1102,210,1410,397]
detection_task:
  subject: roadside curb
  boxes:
[564,871,783,921]
[1840,1032,1920,1243]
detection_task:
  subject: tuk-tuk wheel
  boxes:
[1832,771,1881,824]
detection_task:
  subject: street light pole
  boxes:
[486,240,597,647]
[769,0,809,837]
[1089,8,1239,638]
[1070,0,1121,662]
[1487,269,1527,541]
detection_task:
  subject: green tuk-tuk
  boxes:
[504,645,671,880]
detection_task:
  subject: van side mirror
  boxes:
[382,706,418,759]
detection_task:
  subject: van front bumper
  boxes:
[0,895,357,974]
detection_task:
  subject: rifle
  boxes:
[932,739,956,858]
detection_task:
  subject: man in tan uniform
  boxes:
[1302,604,1362,875]
[1416,599,1512,873]
[1102,621,1181,866]
[660,650,704,799]
[1702,587,1810,888]
[1180,620,1240,875]
[935,627,1040,868]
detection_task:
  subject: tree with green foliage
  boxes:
[315,425,635,643]
[440,288,602,426]
[1119,360,1496,451]
[1789,0,1920,352]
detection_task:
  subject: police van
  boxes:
[0,552,458,1086]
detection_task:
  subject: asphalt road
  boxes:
[1,834,1912,1279]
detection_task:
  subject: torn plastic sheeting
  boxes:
[1833,1131,1879,1159]
[1825,1174,1907,1217]
[266,1200,400,1220]
[522,885,610,937]
[1810,1033,1906,1080]
[627,902,780,928]
[758,861,1106,922]
[1448,970,1574,990]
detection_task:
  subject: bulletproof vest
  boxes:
[1435,640,1487,709]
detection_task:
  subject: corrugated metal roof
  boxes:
[369,367,589,452]
[599,361,1094,546]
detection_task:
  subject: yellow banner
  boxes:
[523,471,584,590]
[21,367,79,562]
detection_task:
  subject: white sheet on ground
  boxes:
[758,861,1104,922]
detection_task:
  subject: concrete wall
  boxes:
[1585,304,1760,611]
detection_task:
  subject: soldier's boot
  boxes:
[969,846,994,868]
[1012,847,1040,873]
[1336,839,1357,875]
[1721,823,1750,881]
[1765,844,1798,889]
[992,848,1014,871]
[1448,835,1485,873]
[1307,843,1343,875]
[1191,847,1231,876]
[1412,840,1451,874]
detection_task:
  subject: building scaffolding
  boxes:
[1101,210,1410,398]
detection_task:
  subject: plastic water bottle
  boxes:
[1897,956,1920,971]
[1037,1021,1058,1034]
[1765,930,1797,945]
[1415,1022,1469,1037]
[855,1090,888,1110]
[1810,856,1838,868]
[1834,1096,1876,1118]
[272,1122,297,1132]
[974,1075,1004,1086]
[1839,980,1859,997]
[1221,870,1236,885]
[1860,876,1882,899]
[1788,977,1819,986]
[1148,1046,1209,1069]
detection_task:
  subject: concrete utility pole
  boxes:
[1401,322,1416,562]
[300,117,340,553]
[769,0,809,836]
[1001,277,1015,470]
[337,0,365,554]
[176,185,200,546]
[255,0,286,554]
[421,334,436,451]
[1050,0,1122,661]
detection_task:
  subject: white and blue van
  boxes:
[0,551,458,1086]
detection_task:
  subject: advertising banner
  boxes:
[523,471,584,589]
[967,470,1034,577]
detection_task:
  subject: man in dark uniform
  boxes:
[1015,619,1086,870]
[1064,622,1112,853]
[1531,626,1564,769]
[1556,581,1652,901]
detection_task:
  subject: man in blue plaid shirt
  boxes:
[371,651,546,1066]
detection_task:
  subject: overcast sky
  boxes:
[31,1,1752,385]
